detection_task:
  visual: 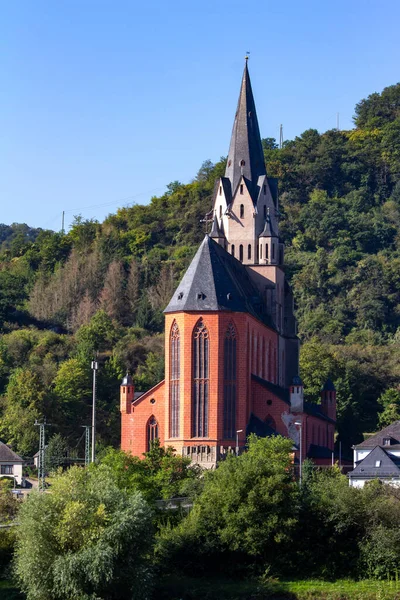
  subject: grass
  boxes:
[156,576,400,600]
[3,575,400,599]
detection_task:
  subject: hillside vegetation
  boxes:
[1,83,400,455]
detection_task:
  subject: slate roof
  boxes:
[322,378,336,392]
[355,421,400,448]
[0,441,23,463]
[251,374,290,404]
[307,444,334,459]
[303,402,336,424]
[349,445,400,479]
[121,373,133,386]
[259,213,277,238]
[209,214,223,239]
[224,60,267,204]
[164,235,272,326]
[246,412,278,438]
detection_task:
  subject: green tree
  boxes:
[159,436,298,576]
[14,465,154,600]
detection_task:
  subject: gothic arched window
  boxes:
[231,244,235,257]
[170,321,180,438]
[147,416,159,451]
[240,204,244,218]
[223,323,237,439]
[248,244,251,260]
[192,319,209,437]
[239,244,243,262]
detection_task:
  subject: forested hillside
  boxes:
[1,83,400,456]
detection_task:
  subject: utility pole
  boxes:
[91,359,99,463]
[61,211,65,235]
[336,112,340,131]
[236,429,243,457]
[83,425,91,466]
[34,419,51,492]
[279,124,283,149]
[294,420,303,485]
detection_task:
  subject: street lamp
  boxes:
[294,420,302,485]
[236,429,243,457]
[91,359,99,463]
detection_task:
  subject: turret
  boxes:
[290,375,304,413]
[120,373,134,414]
[258,209,279,265]
[321,378,336,421]
[209,214,225,247]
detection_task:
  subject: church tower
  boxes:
[120,60,336,469]
[211,58,298,387]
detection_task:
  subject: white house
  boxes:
[349,421,400,488]
[0,441,24,486]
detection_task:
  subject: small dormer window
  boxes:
[240,160,245,167]
[240,184,244,195]
[383,438,391,446]
[375,460,381,467]
[178,292,184,300]
[240,204,244,218]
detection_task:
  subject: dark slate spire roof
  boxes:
[164,235,271,325]
[259,212,277,238]
[121,373,133,386]
[224,60,267,203]
[322,378,336,392]
[209,214,223,239]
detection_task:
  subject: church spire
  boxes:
[225,59,267,202]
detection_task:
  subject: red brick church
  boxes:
[120,60,336,467]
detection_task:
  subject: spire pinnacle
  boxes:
[225,61,266,203]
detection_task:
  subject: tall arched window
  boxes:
[224,323,237,438]
[170,321,180,438]
[240,204,244,218]
[239,244,243,262]
[231,244,235,257]
[147,416,159,450]
[248,244,251,260]
[192,319,209,437]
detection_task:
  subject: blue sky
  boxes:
[1,0,399,230]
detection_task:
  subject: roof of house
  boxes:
[348,445,400,479]
[224,60,267,204]
[0,441,23,463]
[355,421,400,448]
[164,235,273,326]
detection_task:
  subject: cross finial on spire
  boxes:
[245,52,250,62]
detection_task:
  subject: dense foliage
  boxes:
[14,466,154,600]
[0,83,400,454]
[11,437,400,598]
